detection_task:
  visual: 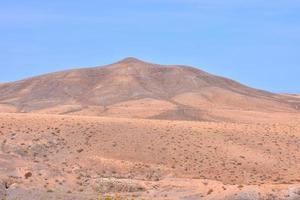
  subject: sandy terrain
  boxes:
[1,58,300,199]
[1,112,300,199]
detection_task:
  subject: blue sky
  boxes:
[0,0,299,93]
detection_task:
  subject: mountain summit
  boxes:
[0,58,299,121]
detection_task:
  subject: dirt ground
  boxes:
[1,112,300,199]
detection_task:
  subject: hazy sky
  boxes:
[0,0,299,93]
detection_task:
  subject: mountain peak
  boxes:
[0,58,298,119]
[118,57,146,64]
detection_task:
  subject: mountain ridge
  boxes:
[0,57,299,121]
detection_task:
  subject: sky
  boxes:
[0,0,299,93]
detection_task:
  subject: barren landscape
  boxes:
[1,58,300,199]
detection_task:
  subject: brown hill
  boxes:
[1,58,300,199]
[0,57,299,121]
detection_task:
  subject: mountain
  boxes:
[1,58,300,200]
[0,57,299,121]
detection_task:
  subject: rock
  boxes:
[0,180,7,199]
[226,190,260,200]
[286,186,300,200]
[24,172,32,179]
[93,178,145,193]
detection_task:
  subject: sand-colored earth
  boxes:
[1,112,300,199]
[0,58,299,120]
[1,58,300,199]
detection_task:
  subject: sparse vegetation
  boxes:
[0,113,300,199]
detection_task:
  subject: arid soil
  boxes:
[0,58,299,121]
[1,112,300,199]
[1,58,300,199]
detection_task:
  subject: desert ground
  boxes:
[1,111,300,200]
[1,58,300,199]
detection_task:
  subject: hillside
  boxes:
[1,113,300,199]
[0,57,299,122]
[1,58,300,199]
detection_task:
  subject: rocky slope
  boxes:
[0,58,299,121]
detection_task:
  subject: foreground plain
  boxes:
[1,112,300,199]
